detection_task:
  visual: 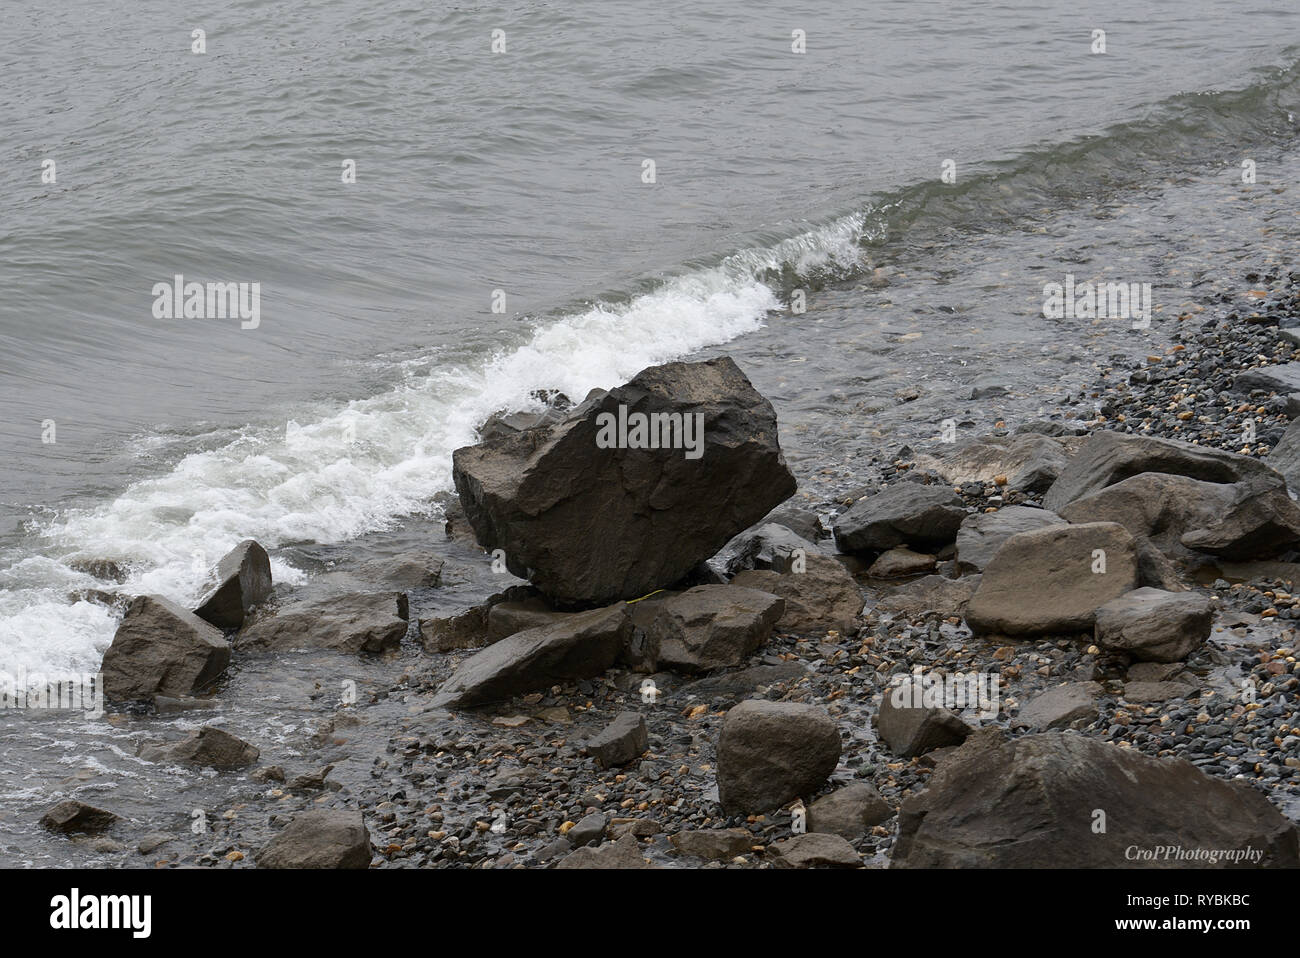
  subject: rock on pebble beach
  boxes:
[716,700,841,815]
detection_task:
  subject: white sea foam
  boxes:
[0,216,865,674]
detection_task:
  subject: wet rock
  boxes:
[137,833,175,855]
[584,712,648,769]
[707,522,822,579]
[670,828,754,860]
[965,522,1139,636]
[139,725,259,769]
[1265,416,1300,493]
[1043,431,1282,513]
[238,592,408,655]
[1232,362,1300,396]
[929,434,1070,494]
[193,540,273,629]
[807,782,892,841]
[567,812,609,847]
[770,832,861,868]
[419,605,491,653]
[1178,478,1300,559]
[866,547,936,578]
[1017,682,1102,730]
[1134,537,1186,592]
[40,800,119,835]
[876,574,980,619]
[100,595,231,703]
[555,833,650,869]
[892,730,1300,868]
[832,484,967,554]
[1094,588,1213,662]
[255,809,372,869]
[875,677,973,758]
[954,506,1066,573]
[645,585,784,672]
[487,598,571,641]
[729,554,863,635]
[1059,473,1238,558]
[678,662,810,703]
[432,605,631,708]
[452,356,797,607]
[716,700,841,814]
[358,553,444,589]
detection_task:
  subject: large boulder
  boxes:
[256,810,372,869]
[451,357,797,607]
[965,522,1139,635]
[892,731,1300,868]
[193,539,273,629]
[1178,477,1300,559]
[716,700,841,814]
[646,585,784,672]
[730,554,863,635]
[1093,588,1213,662]
[431,605,632,708]
[238,592,409,654]
[1043,431,1282,513]
[954,506,1066,573]
[928,434,1070,494]
[100,595,231,702]
[1060,472,1300,560]
[832,484,967,554]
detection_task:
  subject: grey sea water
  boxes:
[1,0,1299,675]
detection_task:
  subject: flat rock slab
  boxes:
[730,554,863,635]
[866,547,936,578]
[1018,682,1102,730]
[670,828,754,860]
[965,522,1139,636]
[101,595,230,703]
[929,434,1069,494]
[238,592,409,655]
[1233,362,1300,396]
[716,700,841,815]
[892,730,1300,867]
[1122,681,1197,704]
[955,506,1065,573]
[1043,431,1281,513]
[432,605,631,709]
[832,484,967,554]
[452,356,797,607]
[876,574,979,619]
[256,809,371,869]
[770,833,861,868]
[1094,587,1212,662]
[649,585,784,672]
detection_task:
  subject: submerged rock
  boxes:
[238,592,409,654]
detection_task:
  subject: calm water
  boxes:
[2,0,1299,674]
